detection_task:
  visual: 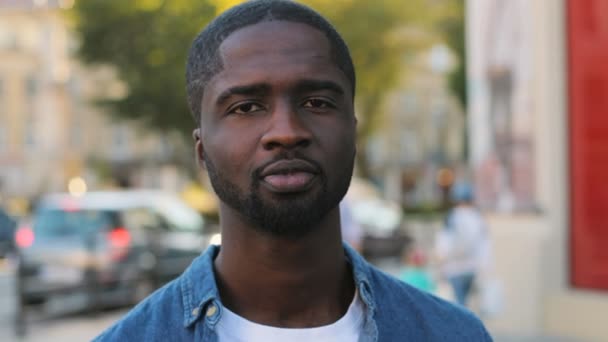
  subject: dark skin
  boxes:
[193,21,358,328]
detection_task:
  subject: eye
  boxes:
[228,102,264,115]
[302,98,336,111]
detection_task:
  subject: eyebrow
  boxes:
[293,79,345,96]
[215,83,271,106]
[214,79,346,106]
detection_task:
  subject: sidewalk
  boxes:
[394,218,595,342]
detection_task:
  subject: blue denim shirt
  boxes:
[95,245,492,341]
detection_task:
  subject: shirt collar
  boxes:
[181,245,221,328]
[343,243,377,316]
[180,243,377,328]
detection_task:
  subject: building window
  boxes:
[23,110,36,149]
[110,125,130,160]
[0,78,5,151]
[23,75,38,149]
[0,77,4,113]
[26,76,38,97]
[0,123,6,152]
[0,24,17,50]
[70,114,82,147]
[24,123,35,147]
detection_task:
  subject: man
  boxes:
[96,1,491,340]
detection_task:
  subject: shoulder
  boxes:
[93,278,187,341]
[94,246,221,341]
[366,265,492,341]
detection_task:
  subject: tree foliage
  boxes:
[304,0,445,175]
[72,0,216,133]
[303,0,438,141]
[439,0,467,110]
[436,0,467,159]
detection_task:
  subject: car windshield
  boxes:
[153,196,204,232]
[33,209,116,239]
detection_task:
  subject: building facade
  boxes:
[467,0,608,339]
[0,1,191,212]
[369,45,465,207]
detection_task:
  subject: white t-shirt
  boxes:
[216,291,364,342]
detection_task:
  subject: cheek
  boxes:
[320,122,356,166]
[205,129,257,180]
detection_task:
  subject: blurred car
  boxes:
[0,208,16,258]
[346,178,411,259]
[14,190,212,312]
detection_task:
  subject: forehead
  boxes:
[219,20,333,66]
[201,21,350,110]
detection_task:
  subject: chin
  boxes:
[248,192,335,238]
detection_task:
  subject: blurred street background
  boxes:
[0,0,606,341]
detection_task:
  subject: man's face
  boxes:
[196,21,356,237]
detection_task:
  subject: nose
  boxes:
[261,101,312,150]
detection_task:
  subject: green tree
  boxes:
[72,0,216,134]
[437,0,468,159]
[440,0,466,109]
[72,0,441,175]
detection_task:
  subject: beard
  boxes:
[205,153,354,238]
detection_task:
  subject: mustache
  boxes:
[252,152,323,180]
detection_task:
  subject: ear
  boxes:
[192,128,206,169]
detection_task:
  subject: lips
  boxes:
[259,159,319,193]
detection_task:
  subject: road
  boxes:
[0,259,128,342]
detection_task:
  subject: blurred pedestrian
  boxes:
[339,199,363,252]
[399,247,436,293]
[435,181,491,307]
[94,1,490,341]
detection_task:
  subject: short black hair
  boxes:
[185,0,356,125]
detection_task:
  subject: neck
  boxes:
[213,204,355,328]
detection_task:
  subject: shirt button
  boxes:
[206,305,217,317]
[191,308,199,316]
